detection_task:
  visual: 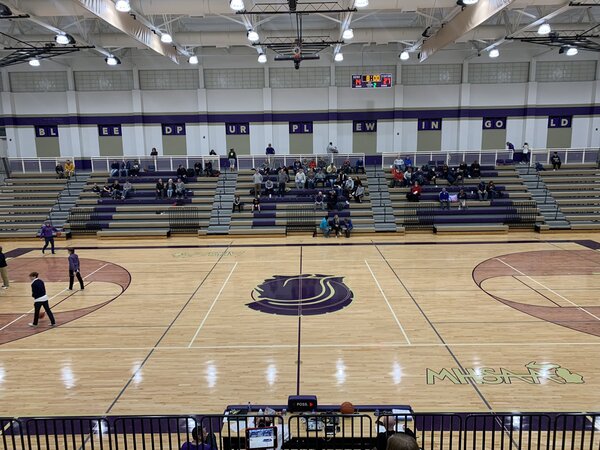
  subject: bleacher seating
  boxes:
[539,165,600,230]
[386,164,542,232]
[229,170,375,236]
[66,171,217,238]
[0,173,66,238]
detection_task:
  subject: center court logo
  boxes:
[426,362,585,385]
[247,274,353,316]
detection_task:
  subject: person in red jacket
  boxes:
[406,182,422,202]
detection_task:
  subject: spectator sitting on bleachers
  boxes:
[327,142,338,154]
[355,158,365,174]
[441,164,450,180]
[393,155,405,172]
[459,161,468,179]
[477,180,488,201]
[194,162,202,176]
[315,169,326,187]
[252,169,263,198]
[470,160,481,178]
[406,181,422,202]
[265,178,274,198]
[295,169,306,189]
[175,178,186,199]
[252,197,261,213]
[205,161,214,177]
[353,182,365,203]
[307,169,316,189]
[486,180,500,199]
[343,218,353,237]
[343,176,354,198]
[122,180,133,200]
[101,183,112,198]
[439,187,450,210]
[232,195,242,213]
[130,160,140,176]
[422,164,437,186]
[326,162,337,176]
[458,188,468,210]
[180,426,214,450]
[55,163,65,179]
[156,179,165,199]
[293,159,302,173]
[391,167,404,187]
[331,214,342,237]
[177,165,188,182]
[110,160,120,177]
[277,168,288,197]
[320,216,331,237]
[166,179,175,198]
[64,160,75,178]
[551,152,562,170]
[404,167,413,186]
[317,156,327,170]
[341,159,352,175]
[404,156,413,168]
[111,180,123,200]
[308,159,317,171]
[121,160,129,177]
[91,183,101,196]
[315,191,324,210]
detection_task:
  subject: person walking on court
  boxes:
[28,272,56,327]
[0,246,8,289]
[39,221,58,254]
[68,248,84,291]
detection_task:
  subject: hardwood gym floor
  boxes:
[0,232,599,417]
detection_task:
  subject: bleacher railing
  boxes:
[234,153,365,171]
[1,413,598,450]
[89,156,222,173]
[381,147,600,168]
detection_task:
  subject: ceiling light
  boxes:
[230,0,245,11]
[0,3,13,16]
[489,48,499,58]
[400,50,409,60]
[354,0,369,7]
[160,33,172,44]
[247,30,259,42]
[114,0,131,12]
[334,52,344,62]
[566,47,578,56]
[459,0,479,4]
[188,55,199,65]
[537,23,551,35]
[342,28,354,40]
[258,53,267,64]
[29,58,40,67]
[55,33,75,45]
[105,55,121,66]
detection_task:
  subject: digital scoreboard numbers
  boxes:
[352,73,392,89]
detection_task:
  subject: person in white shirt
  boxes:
[393,156,405,172]
[326,142,338,154]
[295,169,306,189]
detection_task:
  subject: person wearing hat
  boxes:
[39,221,59,255]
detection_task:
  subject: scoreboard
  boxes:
[352,73,392,89]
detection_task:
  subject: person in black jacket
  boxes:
[0,246,8,288]
[28,272,56,327]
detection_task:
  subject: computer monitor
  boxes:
[245,426,277,450]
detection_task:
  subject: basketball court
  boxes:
[1,232,599,417]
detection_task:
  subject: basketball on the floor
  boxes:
[39,310,46,319]
[340,401,354,414]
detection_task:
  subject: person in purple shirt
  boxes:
[68,248,84,290]
[180,427,216,450]
[39,221,58,254]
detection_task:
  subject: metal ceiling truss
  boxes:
[507,25,600,51]
[256,36,342,55]
[0,33,92,67]
[238,1,356,15]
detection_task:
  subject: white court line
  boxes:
[496,258,600,322]
[187,262,238,348]
[0,263,109,332]
[364,259,411,345]
[2,341,600,353]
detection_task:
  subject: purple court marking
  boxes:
[4,248,32,258]
[573,240,600,250]
[248,274,353,316]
